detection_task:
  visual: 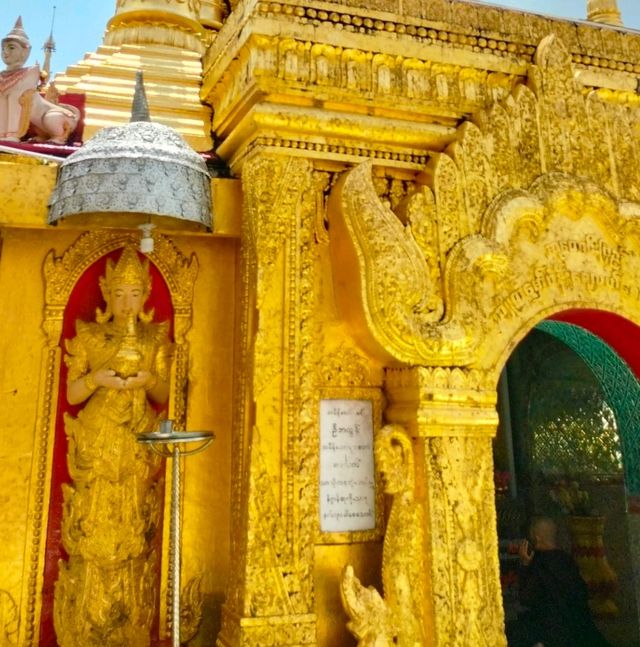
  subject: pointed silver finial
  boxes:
[130,70,151,123]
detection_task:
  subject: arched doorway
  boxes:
[495,312,640,646]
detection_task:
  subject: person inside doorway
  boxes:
[506,516,611,647]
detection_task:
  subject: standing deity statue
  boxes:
[0,17,79,143]
[341,424,426,647]
[54,246,173,647]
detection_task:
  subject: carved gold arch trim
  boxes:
[328,33,640,372]
[455,173,640,378]
[21,230,198,646]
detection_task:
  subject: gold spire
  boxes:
[587,0,623,26]
[51,2,214,149]
[105,0,205,54]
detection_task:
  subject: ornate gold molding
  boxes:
[205,31,513,168]
[327,35,640,371]
[207,0,640,86]
[21,231,197,646]
[204,0,640,164]
[385,367,498,438]
[246,0,640,72]
[206,32,514,120]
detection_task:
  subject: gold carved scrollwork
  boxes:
[245,427,307,617]
[328,160,446,366]
[341,424,426,647]
[329,33,640,374]
[318,344,373,388]
[21,231,197,647]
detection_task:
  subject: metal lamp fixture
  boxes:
[138,420,215,647]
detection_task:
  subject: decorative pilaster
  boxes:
[385,366,506,647]
[218,153,320,646]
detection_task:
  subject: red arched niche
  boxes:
[550,309,640,381]
[39,249,174,646]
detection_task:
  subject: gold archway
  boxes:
[327,33,640,647]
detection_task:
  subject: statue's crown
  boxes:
[2,17,30,49]
[101,246,151,294]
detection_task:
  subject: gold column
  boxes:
[385,366,507,647]
[218,153,319,646]
[586,0,623,25]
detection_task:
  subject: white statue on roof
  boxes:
[0,17,79,144]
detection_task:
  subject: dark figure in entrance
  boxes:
[507,516,610,647]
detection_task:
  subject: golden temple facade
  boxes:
[1,0,640,645]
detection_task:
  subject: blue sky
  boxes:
[0,1,639,76]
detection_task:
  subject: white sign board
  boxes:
[319,399,376,533]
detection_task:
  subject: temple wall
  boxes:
[180,234,237,644]
[4,0,640,644]
[0,228,78,643]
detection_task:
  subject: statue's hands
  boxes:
[93,368,127,390]
[123,371,155,390]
